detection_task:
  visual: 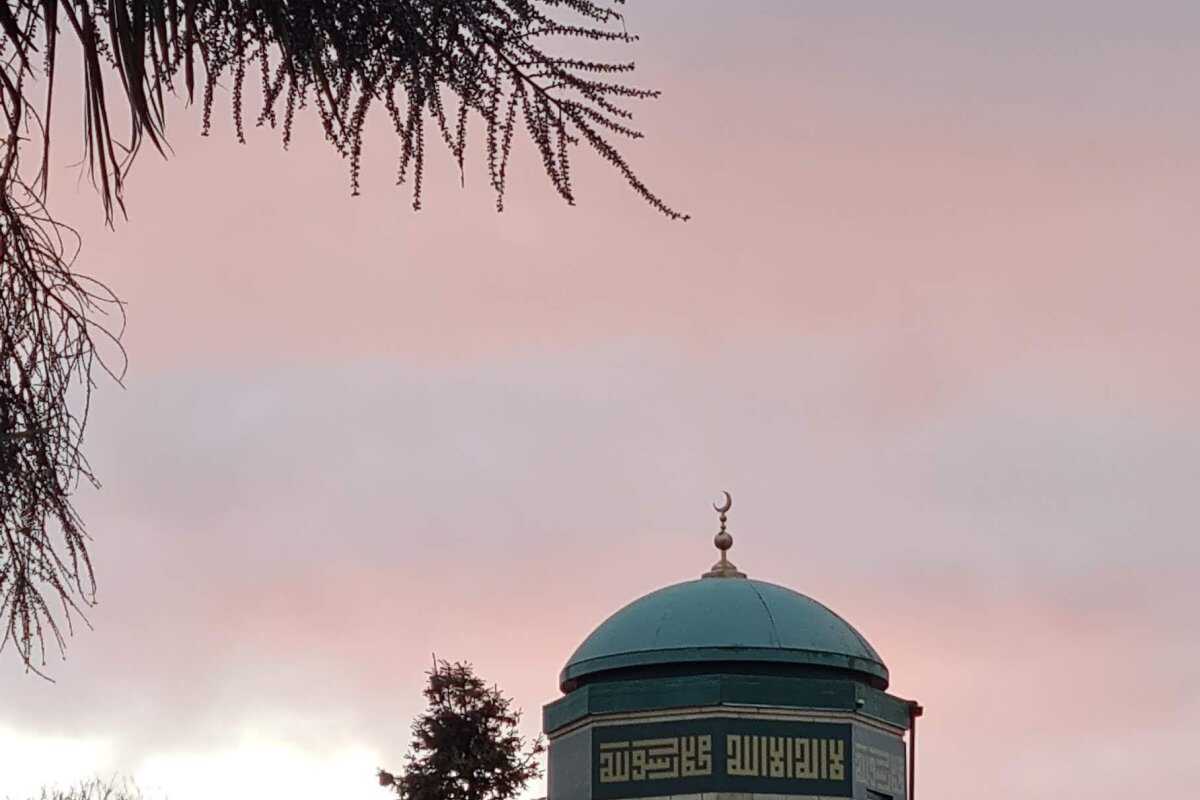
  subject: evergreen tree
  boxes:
[378,659,544,800]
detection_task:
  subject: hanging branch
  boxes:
[1,66,126,678]
[1,1,683,676]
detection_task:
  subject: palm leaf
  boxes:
[0,0,684,677]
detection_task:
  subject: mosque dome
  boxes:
[560,576,889,692]
[544,494,918,800]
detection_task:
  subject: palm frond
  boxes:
[0,0,682,676]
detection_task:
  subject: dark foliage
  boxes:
[1,0,681,676]
[378,659,544,800]
[0,161,122,679]
[21,776,150,800]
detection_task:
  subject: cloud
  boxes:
[3,339,1196,800]
[5,3,1200,798]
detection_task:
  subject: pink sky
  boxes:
[3,3,1199,799]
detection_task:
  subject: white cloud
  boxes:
[0,725,114,800]
[134,734,381,800]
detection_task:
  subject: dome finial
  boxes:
[703,490,746,578]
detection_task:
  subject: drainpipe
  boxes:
[908,701,924,800]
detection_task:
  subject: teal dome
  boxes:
[560,578,888,691]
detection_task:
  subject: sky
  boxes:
[3,2,1200,798]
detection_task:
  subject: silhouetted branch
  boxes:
[1,0,681,675]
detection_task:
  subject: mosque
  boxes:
[542,494,922,800]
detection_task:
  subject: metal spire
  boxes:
[702,490,746,578]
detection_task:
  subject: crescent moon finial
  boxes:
[703,490,746,579]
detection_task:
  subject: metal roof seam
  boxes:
[747,579,783,647]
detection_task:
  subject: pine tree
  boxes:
[378,659,544,800]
